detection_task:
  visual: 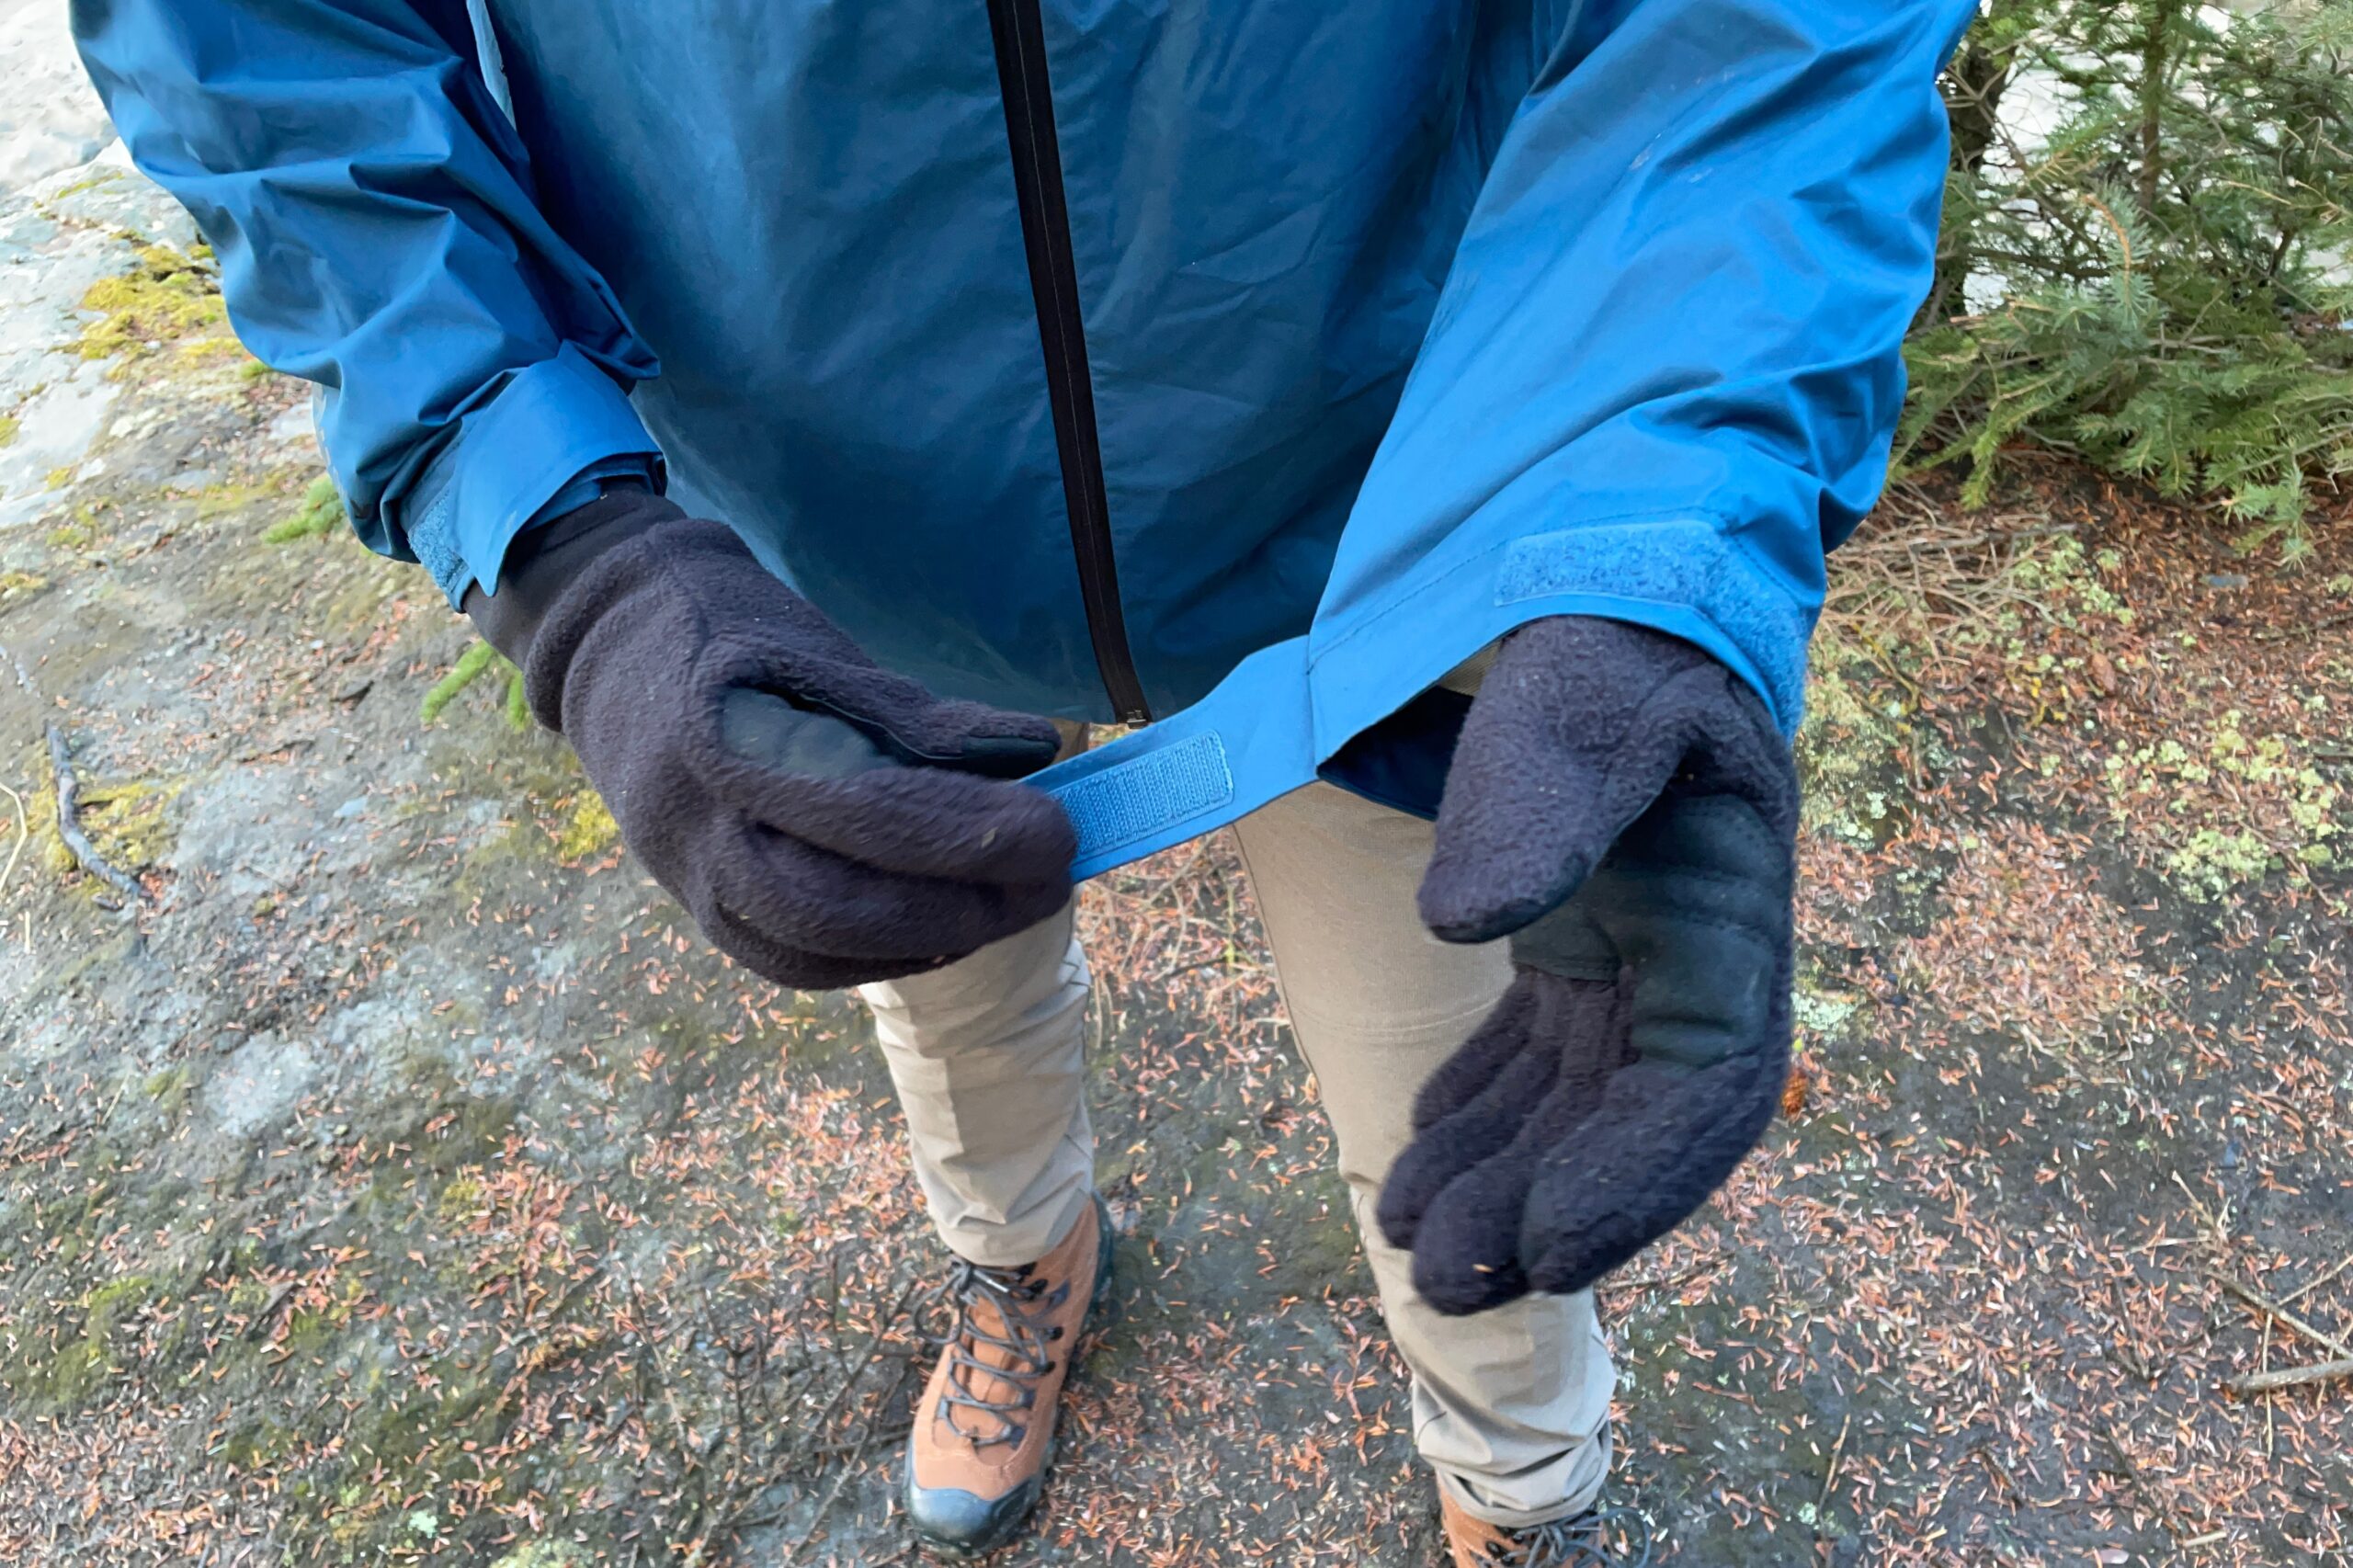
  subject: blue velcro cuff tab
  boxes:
[1051,733,1233,868]
[1033,636,1312,881]
[1496,519,1813,731]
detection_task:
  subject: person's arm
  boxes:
[1333,0,1975,735]
[74,2,1078,991]
[71,0,662,602]
[1363,0,1976,1310]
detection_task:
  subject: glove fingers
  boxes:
[1518,1043,1787,1297]
[1408,979,1543,1133]
[707,763,1077,886]
[1401,973,1632,1312]
[1377,996,1555,1254]
[719,689,896,778]
[1407,1139,1542,1316]
[815,690,1063,778]
[700,900,1071,992]
[529,517,1074,994]
[692,574,1066,778]
[701,824,1071,969]
[1498,799,1794,1295]
[710,687,1073,843]
[696,910,934,993]
[909,699,1068,779]
[751,642,1066,778]
[1394,615,1804,1303]
[1419,728,1611,946]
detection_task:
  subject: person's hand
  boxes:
[1375,616,1798,1314]
[468,490,1074,990]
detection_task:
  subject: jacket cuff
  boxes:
[1487,518,1813,733]
[395,343,665,606]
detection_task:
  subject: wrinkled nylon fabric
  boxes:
[74,0,1975,865]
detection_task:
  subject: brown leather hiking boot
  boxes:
[1439,1487,1654,1567]
[904,1194,1113,1556]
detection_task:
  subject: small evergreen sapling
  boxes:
[1908,0,2353,555]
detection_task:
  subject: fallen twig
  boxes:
[240,1280,298,1341]
[629,1280,705,1475]
[2103,1275,2154,1382]
[0,781,28,905]
[1616,1258,1725,1297]
[2263,1316,2276,1460]
[46,723,142,903]
[777,1367,909,1566]
[1814,1411,1851,1528]
[793,1276,920,1463]
[234,735,313,767]
[2276,1254,2353,1310]
[2225,1358,2353,1396]
[2208,1270,2353,1360]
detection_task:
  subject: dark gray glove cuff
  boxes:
[462,485,678,672]
[461,491,903,777]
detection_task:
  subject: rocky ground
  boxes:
[0,17,2348,1568]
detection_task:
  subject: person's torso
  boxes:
[480,0,1572,720]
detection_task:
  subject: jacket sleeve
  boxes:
[71,0,663,602]
[1324,0,1974,733]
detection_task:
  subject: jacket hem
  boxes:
[1033,515,1813,879]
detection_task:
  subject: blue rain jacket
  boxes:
[74,0,1972,877]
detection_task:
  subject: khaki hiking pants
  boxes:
[858,773,1615,1526]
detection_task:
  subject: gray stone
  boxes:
[203,1032,323,1141]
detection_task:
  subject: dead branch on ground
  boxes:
[47,722,142,903]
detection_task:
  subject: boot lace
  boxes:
[1481,1506,1654,1567]
[935,1259,1069,1449]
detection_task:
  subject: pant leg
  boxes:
[858,903,1096,1268]
[1232,781,1616,1527]
[858,721,1097,1268]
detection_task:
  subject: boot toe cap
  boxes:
[903,1474,1041,1556]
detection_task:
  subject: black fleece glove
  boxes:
[1375,617,1798,1315]
[466,489,1075,991]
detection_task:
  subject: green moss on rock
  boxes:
[28,1337,112,1408]
[86,776,188,870]
[83,1274,161,1334]
[222,1415,294,1472]
[1795,653,1918,846]
[552,792,619,864]
[78,245,230,363]
[262,476,347,543]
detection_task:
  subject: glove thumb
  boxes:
[1417,617,1719,944]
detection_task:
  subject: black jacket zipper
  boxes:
[983,0,1153,723]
